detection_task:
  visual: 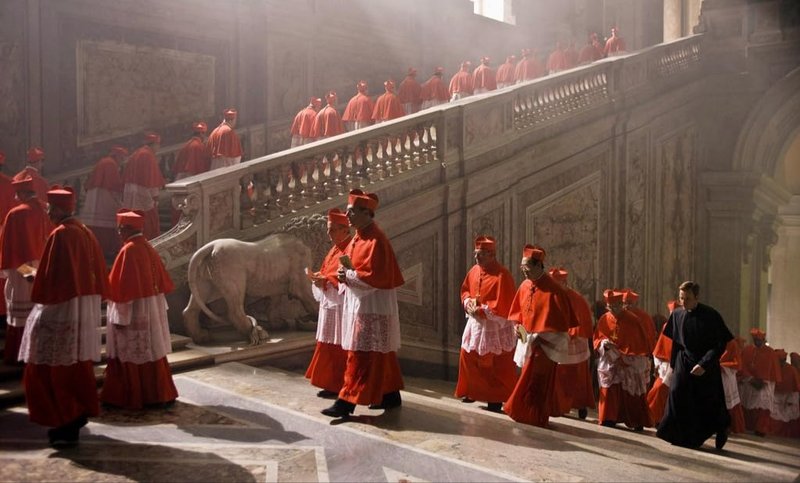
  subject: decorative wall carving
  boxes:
[524,171,601,301]
[625,132,648,295]
[397,235,438,341]
[269,40,308,122]
[76,40,216,145]
[0,41,25,163]
[464,104,504,146]
[654,127,696,305]
[208,189,235,235]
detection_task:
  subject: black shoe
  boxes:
[368,391,402,410]
[486,402,503,413]
[578,408,588,420]
[321,399,355,418]
[632,426,644,433]
[754,430,766,437]
[715,431,728,450]
[47,425,79,448]
[601,420,617,428]
[460,397,475,403]
[316,390,339,399]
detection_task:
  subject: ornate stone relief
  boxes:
[397,235,437,340]
[654,127,696,304]
[0,41,25,161]
[525,172,601,301]
[625,132,648,294]
[269,42,308,121]
[464,104,504,146]
[209,190,235,235]
[76,40,216,146]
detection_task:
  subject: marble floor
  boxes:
[1,362,799,482]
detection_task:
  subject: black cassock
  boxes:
[656,303,734,448]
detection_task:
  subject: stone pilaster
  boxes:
[767,196,800,354]
[699,171,788,335]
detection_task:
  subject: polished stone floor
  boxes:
[1,362,799,482]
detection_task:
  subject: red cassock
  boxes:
[594,309,653,428]
[290,107,319,141]
[207,123,243,159]
[83,156,123,260]
[741,344,782,434]
[372,92,405,122]
[448,70,474,97]
[398,75,422,114]
[313,106,345,138]
[173,136,211,179]
[338,222,405,406]
[504,273,573,427]
[495,61,516,87]
[305,238,350,393]
[0,173,15,323]
[472,64,497,92]
[770,364,800,437]
[719,339,746,433]
[122,146,165,240]
[546,49,566,73]
[647,323,673,425]
[455,261,517,404]
[13,167,49,203]
[514,56,543,82]
[578,42,604,64]
[563,46,579,70]
[605,36,627,55]
[101,235,178,409]
[24,219,109,427]
[553,288,596,415]
[420,76,450,105]
[342,93,375,124]
[0,198,52,364]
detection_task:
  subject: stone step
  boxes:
[0,331,315,409]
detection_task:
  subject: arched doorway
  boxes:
[732,66,800,353]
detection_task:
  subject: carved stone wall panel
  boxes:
[208,190,235,235]
[625,132,649,297]
[0,40,26,167]
[524,172,602,301]
[76,40,216,146]
[468,203,507,269]
[397,234,438,342]
[267,36,309,123]
[653,127,696,306]
[464,104,506,147]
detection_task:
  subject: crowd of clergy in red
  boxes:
[0,152,179,445]
[302,227,800,440]
[289,29,629,146]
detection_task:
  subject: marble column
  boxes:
[767,196,800,355]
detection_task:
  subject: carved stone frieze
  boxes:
[625,132,648,294]
[209,190,235,235]
[396,235,438,341]
[654,127,696,304]
[525,173,601,301]
[76,40,216,146]
[464,104,504,146]
[0,41,25,165]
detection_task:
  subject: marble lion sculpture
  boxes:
[183,233,319,345]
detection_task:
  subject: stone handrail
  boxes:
[153,34,703,279]
[50,124,265,209]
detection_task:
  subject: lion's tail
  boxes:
[187,242,229,326]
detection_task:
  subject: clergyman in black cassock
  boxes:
[656,282,733,449]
